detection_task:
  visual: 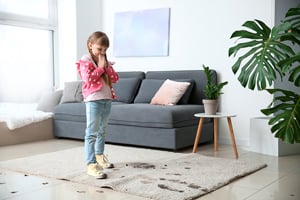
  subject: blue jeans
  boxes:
[85,100,112,165]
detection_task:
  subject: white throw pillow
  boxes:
[60,81,83,103]
[37,90,63,112]
[150,79,190,105]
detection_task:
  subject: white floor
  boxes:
[0,139,299,200]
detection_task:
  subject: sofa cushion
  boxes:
[54,102,86,122]
[37,90,63,112]
[179,80,194,104]
[60,81,83,103]
[113,78,142,103]
[134,79,194,104]
[150,79,191,105]
[146,70,215,104]
[133,79,164,103]
[109,103,204,128]
[54,102,205,129]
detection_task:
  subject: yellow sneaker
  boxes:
[96,154,114,169]
[87,163,107,179]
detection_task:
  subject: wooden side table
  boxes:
[192,113,239,159]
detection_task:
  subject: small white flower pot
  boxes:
[202,99,218,115]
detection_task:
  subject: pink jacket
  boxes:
[76,55,119,99]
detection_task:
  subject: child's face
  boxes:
[89,43,108,58]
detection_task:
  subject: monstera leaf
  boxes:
[279,6,300,87]
[279,53,300,86]
[228,20,295,90]
[261,89,300,144]
[229,5,300,143]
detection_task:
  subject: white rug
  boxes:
[0,102,53,130]
[0,145,267,200]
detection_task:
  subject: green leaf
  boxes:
[228,41,260,57]
[203,65,228,99]
[261,88,300,144]
[229,5,300,144]
[255,19,272,38]
[230,30,263,40]
[279,53,300,87]
[289,64,300,86]
[243,20,271,38]
[228,19,294,90]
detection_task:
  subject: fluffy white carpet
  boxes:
[0,145,267,200]
[0,103,52,130]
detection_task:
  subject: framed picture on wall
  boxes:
[113,8,170,57]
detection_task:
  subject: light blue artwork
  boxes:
[113,8,170,57]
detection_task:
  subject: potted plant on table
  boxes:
[228,5,300,144]
[202,65,228,115]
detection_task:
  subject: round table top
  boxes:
[194,113,237,118]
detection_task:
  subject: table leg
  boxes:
[227,117,239,159]
[214,118,218,152]
[192,117,204,153]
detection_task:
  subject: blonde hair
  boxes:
[87,31,111,87]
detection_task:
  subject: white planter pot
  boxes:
[249,117,300,156]
[202,99,218,115]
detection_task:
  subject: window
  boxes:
[0,0,49,19]
[0,0,57,102]
[0,25,53,102]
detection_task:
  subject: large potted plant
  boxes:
[202,65,228,115]
[228,5,300,144]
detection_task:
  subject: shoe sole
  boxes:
[96,174,107,179]
[87,172,107,179]
[98,163,114,169]
[104,164,114,169]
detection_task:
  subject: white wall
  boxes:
[57,0,103,87]
[76,0,103,59]
[101,0,275,146]
[57,0,77,86]
[59,0,277,146]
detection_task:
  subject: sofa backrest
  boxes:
[57,70,218,105]
[145,70,217,105]
[114,70,217,105]
[113,71,145,103]
[118,71,145,79]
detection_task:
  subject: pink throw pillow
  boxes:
[150,79,190,105]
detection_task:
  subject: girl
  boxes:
[77,31,119,179]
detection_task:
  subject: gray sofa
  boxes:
[53,70,216,150]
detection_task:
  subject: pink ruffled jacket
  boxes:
[76,55,119,99]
